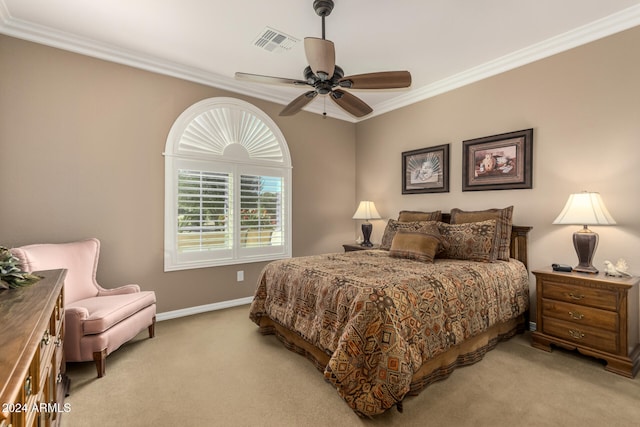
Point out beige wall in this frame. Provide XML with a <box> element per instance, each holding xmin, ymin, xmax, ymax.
<box><xmin>355</xmin><ymin>26</ymin><xmax>640</xmax><ymax>321</ymax></box>
<box><xmin>1</xmin><ymin>26</ymin><xmax>639</xmax><ymax>321</ymax></box>
<box><xmin>0</xmin><ymin>35</ymin><xmax>356</xmax><ymax>313</ymax></box>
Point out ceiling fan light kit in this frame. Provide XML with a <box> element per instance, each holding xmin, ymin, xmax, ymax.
<box><xmin>235</xmin><ymin>0</ymin><xmax>411</xmax><ymax>118</ymax></box>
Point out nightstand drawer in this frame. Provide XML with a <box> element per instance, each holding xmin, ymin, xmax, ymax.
<box><xmin>542</xmin><ymin>281</ymin><xmax>617</xmax><ymax>311</ymax></box>
<box><xmin>541</xmin><ymin>299</ymin><xmax>618</xmax><ymax>332</ymax></box>
<box><xmin>542</xmin><ymin>316</ymin><xmax>618</xmax><ymax>354</ymax></box>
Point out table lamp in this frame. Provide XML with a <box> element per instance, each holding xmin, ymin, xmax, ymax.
<box><xmin>352</xmin><ymin>201</ymin><xmax>381</xmax><ymax>247</ymax></box>
<box><xmin>553</xmin><ymin>191</ymin><xmax>616</xmax><ymax>274</ymax></box>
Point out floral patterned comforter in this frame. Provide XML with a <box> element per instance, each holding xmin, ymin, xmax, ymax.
<box><xmin>249</xmin><ymin>250</ymin><xmax>529</xmax><ymax>416</ymax></box>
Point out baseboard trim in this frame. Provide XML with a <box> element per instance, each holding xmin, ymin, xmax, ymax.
<box><xmin>156</xmin><ymin>296</ymin><xmax>254</xmax><ymax>322</ymax></box>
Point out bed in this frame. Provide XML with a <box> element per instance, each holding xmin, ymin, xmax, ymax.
<box><xmin>249</xmin><ymin>208</ymin><xmax>531</xmax><ymax>417</ymax></box>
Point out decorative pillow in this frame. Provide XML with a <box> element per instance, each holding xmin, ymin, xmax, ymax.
<box><xmin>450</xmin><ymin>206</ymin><xmax>513</xmax><ymax>261</ymax></box>
<box><xmin>437</xmin><ymin>220</ymin><xmax>498</xmax><ymax>262</ymax></box>
<box><xmin>389</xmin><ymin>229</ymin><xmax>441</xmax><ymax>263</ymax></box>
<box><xmin>380</xmin><ymin>219</ymin><xmax>439</xmax><ymax>250</ymax></box>
<box><xmin>397</xmin><ymin>210</ymin><xmax>442</xmax><ymax>222</ymax></box>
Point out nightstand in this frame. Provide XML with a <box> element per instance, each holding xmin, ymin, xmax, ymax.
<box><xmin>343</xmin><ymin>243</ymin><xmax>380</xmax><ymax>252</ymax></box>
<box><xmin>531</xmin><ymin>267</ymin><xmax>640</xmax><ymax>377</ymax></box>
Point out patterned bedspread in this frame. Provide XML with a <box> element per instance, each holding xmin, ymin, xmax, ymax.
<box><xmin>249</xmin><ymin>250</ymin><xmax>529</xmax><ymax>416</ymax></box>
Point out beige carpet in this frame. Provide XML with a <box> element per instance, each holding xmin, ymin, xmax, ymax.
<box><xmin>62</xmin><ymin>305</ymin><xmax>640</xmax><ymax>427</ymax></box>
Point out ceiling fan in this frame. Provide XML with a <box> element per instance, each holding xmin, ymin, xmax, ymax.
<box><xmin>235</xmin><ymin>0</ymin><xmax>411</xmax><ymax>118</ymax></box>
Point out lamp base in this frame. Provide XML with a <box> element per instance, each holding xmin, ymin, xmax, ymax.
<box><xmin>572</xmin><ymin>265</ymin><xmax>599</xmax><ymax>274</ymax></box>
<box><xmin>573</xmin><ymin>227</ymin><xmax>599</xmax><ymax>274</ymax></box>
<box><xmin>360</xmin><ymin>222</ymin><xmax>373</xmax><ymax>247</ymax></box>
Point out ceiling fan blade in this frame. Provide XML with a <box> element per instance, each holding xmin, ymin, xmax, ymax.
<box><xmin>330</xmin><ymin>89</ymin><xmax>373</xmax><ymax>118</ymax></box>
<box><xmin>304</xmin><ymin>37</ymin><xmax>335</xmax><ymax>79</ymax></box>
<box><xmin>338</xmin><ymin>71</ymin><xmax>412</xmax><ymax>89</ymax></box>
<box><xmin>235</xmin><ymin>72</ymin><xmax>309</xmax><ymax>87</ymax></box>
<box><xmin>280</xmin><ymin>91</ymin><xmax>318</xmax><ymax>116</ymax></box>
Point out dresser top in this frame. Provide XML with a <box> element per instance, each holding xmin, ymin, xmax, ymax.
<box><xmin>533</xmin><ymin>266</ymin><xmax>639</xmax><ymax>287</ymax></box>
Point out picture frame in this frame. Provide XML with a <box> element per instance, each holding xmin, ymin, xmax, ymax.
<box><xmin>402</xmin><ymin>144</ymin><xmax>450</xmax><ymax>194</ymax></box>
<box><xmin>462</xmin><ymin>128</ymin><xmax>533</xmax><ymax>191</ymax></box>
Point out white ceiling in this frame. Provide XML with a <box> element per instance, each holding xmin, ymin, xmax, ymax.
<box><xmin>1</xmin><ymin>0</ymin><xmax>640</xmax><ymax>122</ymax></box>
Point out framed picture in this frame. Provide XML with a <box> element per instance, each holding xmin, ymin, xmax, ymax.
<box><xmin>402</xmin><ymin>144</ymin><xmax>449</xmax><ymax>194</ymax></box>
<box><xmin>462</xmin><ymin>128</ymin><xmax>533</xmax><ymax>191</ymax></box>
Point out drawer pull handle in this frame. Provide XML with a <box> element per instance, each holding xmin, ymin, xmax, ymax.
<box><xmin>42</xmin><ymin>330</ymin><xmax>51</xmax><ymax>346</ymax></box>
<box><xmin>568</xmin><ymin>293</ymin><xmax>585</xmax><ymax>300</ymax></box>
<box><xmin>568</xmin><ymin>311</ymin><xmax>584</xmax><ymax>320</ymax></box>
<box><xmin>568</xmin><ymin>329</ymin><xmax>585</xmax><ymax>340</ymax></box>
<box><xmin>24</xmin><ymin>375</ymin><xmax>32</xmax><ymax>396</ymax></box>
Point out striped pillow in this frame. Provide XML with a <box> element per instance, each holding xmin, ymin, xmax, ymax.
<box><xmin>380</xmin><ymin>219</ymin><xmax>440</xmax><ymax>250</ymax></box>
<box><xmin>389</xmin><ymin>229</ymin><xmax>442</xmax><ymax>263</ymax></box>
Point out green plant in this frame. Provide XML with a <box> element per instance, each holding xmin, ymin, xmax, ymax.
<box><xmin>240</xmin><ymin>208</ymin><xmax>276</xmax><ymax>230</ymax></box>
<box><xmin>0</xmin><ymin>246</ymin><xmax>41</xmax><ymax>290</ymax></box>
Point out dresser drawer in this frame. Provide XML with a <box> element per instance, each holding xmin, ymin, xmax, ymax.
<box><xmin>542</xmin><ymin>281</ymin><xmax>617</xmax><ymax>311</ymax></box>
<box><xmin>542</xmin><ymin>316</ymin><xmax>618</xmax><ymax>354</ymax></box>
<box><xmin>541</xmin><ymin>298</ymin><xmax>618</xmax><ymax>332</ymax></box>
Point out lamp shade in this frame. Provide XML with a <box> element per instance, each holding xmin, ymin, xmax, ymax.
<box><xmin>352</xmin><ymin>201</ymin><xmax>381</xmax><ymax>247</ymax></box>
<box><xmin>352</xmin><ymin>201</ymin><xmax>381</xmax><ymax>220</ymax></box>
<box><xmin>553</xmin><ymin>191</ymin><xmax>615</xmax><ymax>274</ymax></box>
<box><xmin>552</xmin><ymin>192</ymin><xmax>616</xmax><ymax>226</ymax></box>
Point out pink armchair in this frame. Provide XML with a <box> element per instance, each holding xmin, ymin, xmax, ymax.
<box><xmin>11</xmin><ymin>238</ymin><xmax>156</xmax><ymax>377</ymax></box>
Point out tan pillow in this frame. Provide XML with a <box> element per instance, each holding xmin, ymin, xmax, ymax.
<box><xmin>380</xmin><ymin>219</ymin><xmax>438</xmax><ymax>250</ymax></box>
<box><xmin>397</xmin><ymin>210</ymin><xmax>442</xmax><ymax>222</ymax></box>
<box><xmin>437</xmin><ymin>220</ymin><xmax>498</xmax><ymax>262</ymax></box>
<box><xmin>450</xmin><ymin>206</ymin><xmax>513</xmax><ymax>261</ymax></box>
<box><xmin>389</xmin><ymin>230</ymin><xmax>441</xmax><ymax>263</ymax></box>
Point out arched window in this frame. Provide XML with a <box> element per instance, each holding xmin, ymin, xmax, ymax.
<box><xmin>164</xmin><ymin>97</ymin><xmax>292</xmax><ymax>271</ymax></box>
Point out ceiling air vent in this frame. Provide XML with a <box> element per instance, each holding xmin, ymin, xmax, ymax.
<box><xmin>253</xmin><ymin>27</ymin><xmax>299</xmax><ymax>53</ymax></box>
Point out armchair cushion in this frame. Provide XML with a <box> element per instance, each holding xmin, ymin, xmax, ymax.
<box><xmin>72</xmin><ymin>291</ymin><xmax>156</xmax><ymax>335</ymax></box>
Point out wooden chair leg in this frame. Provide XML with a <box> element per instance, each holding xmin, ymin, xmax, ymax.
<box><xmin>93</xmin><ymin>348</ymin><xmax>107</xmax><ymax>378</ymax></box>
<box><xmin>148</xmin><ymin>316</ymin><xmax>156</xmax><ymax>338</ymax></box>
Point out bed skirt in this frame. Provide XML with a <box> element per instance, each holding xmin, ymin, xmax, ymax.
<box><xmin>256</xmin><ymin>314</ymin><xmax>526</xmax><ymax>412</ymax></box>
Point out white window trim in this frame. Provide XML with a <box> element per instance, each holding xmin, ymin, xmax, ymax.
<box><xmin>164</xmin><ymin>97</ymin><xmax>292</xmax><ymax>271</ymax></box>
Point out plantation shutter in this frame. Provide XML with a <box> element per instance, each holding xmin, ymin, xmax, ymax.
<box><xmin>165</xmin><ymin>98</ymin><xmax>292</xmax><ymax>271</ymax></box>
<box><xmin>177</xmin><ymin>170</ymin><xmax>231</xmax><ymax>252</ymax></box>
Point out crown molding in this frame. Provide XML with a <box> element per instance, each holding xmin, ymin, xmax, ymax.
<box><xmin>0</xmin><ymin>1</ymin><xmax>9</xmax><ymax>25</ymax></box>
<box><xmin>1</xmin><ymin>2</ymin><xmax>639</xmax><ymax>123</ymax></box>
<box><xmin>368</xmin><ymin>4</ymin><xmax>640</xmax><ymax>121</ymax></box>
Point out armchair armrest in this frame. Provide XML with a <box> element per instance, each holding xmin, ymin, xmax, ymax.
<box><xmin>64</xmin><ymin>306</ymin><xmax>89</xmax><ymax>361</ymax></box>
<box><xmin>97</xmin><ymin>284</ymin><xmax>141</xmax><ymax>296</ymax></box>
<box><xmin>65</xmin><ymin>306</ymin><xmax>89</xmax><ymax>320</ymax></box>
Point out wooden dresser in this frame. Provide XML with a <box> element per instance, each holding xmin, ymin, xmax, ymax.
<box><xmin>0</xmin><ymin>269</ymin><xmax>69</xmax><ymax>427</ymax></box>
<box><xmin>531</xmin><ymin>267</ymin><xmax>640</xmax><ymax>377</ymax></box>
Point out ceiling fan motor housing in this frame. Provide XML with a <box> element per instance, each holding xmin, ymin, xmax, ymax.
<box><xmin>303</xmin><ymin>65</ymin><xmax>344</xmax><ymax>94</ymax></box>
